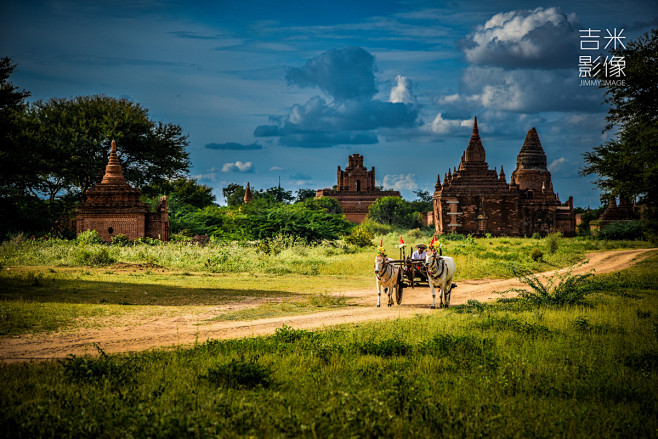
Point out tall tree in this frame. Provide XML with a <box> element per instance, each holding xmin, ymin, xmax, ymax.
<box><xmin>143</xmin><ymin>178</ymin><xmax>216</xmax><ymax>210</ymax></box>
<box><xmin>29</xmin><ymin>95</ymin><xmax>190</xmax><ymax>197</ymax></box>
<box><xmin>223</xmin><ymin>183</ymin><xmax>247</xmax><ymax>207</ymax></box>
<box><xmin>581</xmin><ymin>30</ymin><xmax>658</xmax><ymax>213</ymax></box>
<box><xmin>295</xmin><ymin>188</ymin><xmax>317</xmax><ymax>203</ymax></box>
<box><xmin>0</xmin><ymin>58</ymin><xmax>52</xmax><ymax>237</ymax></box>
<box><xmin>0</xmin><ymin>57</ymin><xmax>32</xmax><ymax>192</ymax></box>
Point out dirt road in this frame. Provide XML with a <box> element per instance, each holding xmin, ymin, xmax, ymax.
<box><xmin>1</xmin><ymin>248</ymin><xmax>654</xmax><ymax>362</ymax></box>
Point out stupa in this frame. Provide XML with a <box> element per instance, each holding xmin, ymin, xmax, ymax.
<box><xmin>76</xmin><ymin>140</ymin><xmax>169</xmax><ymax>241</ymax></box>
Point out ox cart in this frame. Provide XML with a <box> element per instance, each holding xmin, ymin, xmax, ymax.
<box><xmin>387</xmin><ymin>244</ymin><xmax>429</xmax><ymax>290</ymax></box>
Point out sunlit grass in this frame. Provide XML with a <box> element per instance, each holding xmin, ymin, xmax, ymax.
<box><xmin>0</xmin><ymin>234</ymin><xmax>652</xmax><ymax>335</ymax></box>
<box><xmin>1</xmin><ymin>253</ymin><xmax>656</xmax><ymax>437</ymax></box>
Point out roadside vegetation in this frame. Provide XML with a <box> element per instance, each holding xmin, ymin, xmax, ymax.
<box><xmin>1</xmin><ymin>253</ymin><xmax>656</xmax><ymax>437</ymax></box>
<box><xmin>0</xmin><ymin>230</ymin><xmax>652</xmax><ymax>336</ymax></box>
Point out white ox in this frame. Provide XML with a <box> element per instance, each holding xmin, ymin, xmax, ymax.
<box><xmin>374</xmin><ymin>254</ymin><xmax>403</xmax><ymax>307</ymax></box>
<box><xmin>424</xmin><ymin>249</ymin><xmax>457</xmax><ymax>309</ymax></box>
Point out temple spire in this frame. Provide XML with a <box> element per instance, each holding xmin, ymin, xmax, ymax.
<box><xmin>100</xmin><ymin>140</ymin><xmax>128</xmax><ymax>186</ymax></box>
<box><xmin>244</xmin><ymin>182</ymin><xmax>253</xmax><ymax>204</ymax></box>
<box><xmin>464</xmin><ymin>116</ymin><xmax>486</xmax><ymax>163</ymax></box>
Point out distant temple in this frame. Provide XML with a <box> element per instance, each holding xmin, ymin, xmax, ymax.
<box><xmin>316</xmin><ymin>154</ymin><xmax>400</xmax><ymax>223</ymax></box>
<box><xmin>589</xmin><ymin>197</ymin><xmax>640</xmax><ymax>233</ymax></box>
<box><xmin>433</xmin><ymin>118</ymin><xmax>575</xmax><ymax>236</ymax></box>
<box><xmin>76</xmin><ymin>140</ymin><xmax>169</xmax><ymax>241</ymax></box>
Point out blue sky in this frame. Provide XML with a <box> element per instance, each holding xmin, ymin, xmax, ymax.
<box><xmin>2</xmin><ymin>0</ymin><xmax>656</xmax><ymax>207</ymax></box>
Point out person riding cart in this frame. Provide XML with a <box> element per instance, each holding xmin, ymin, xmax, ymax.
<box><xmin>406</xmin><ymin>243</ymin><xmax>428</xmax><ymax>283</ymax></box>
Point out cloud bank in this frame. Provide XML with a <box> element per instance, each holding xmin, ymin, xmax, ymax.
<box><xmin>256</xmin><ymin>47</ymin><xmax>419</xmax><ymax>147</ymax></box>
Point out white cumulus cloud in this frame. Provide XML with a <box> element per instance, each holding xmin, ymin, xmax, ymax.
<box><xmin>430</xmin><ymin>113</ymin><xmax>473</xmax><ymax>135</ymax></box>
<box><xmin>382</xmin><ymin>174</ymin><xmax>418</xmax><ymax>191</ymax></box>
<box><xmin>549</xmin><ymin>157</ymin><xmax>568</xmax><ymax>173</ymax></box>
<box><xmin>221</xmin><ymin>161</ymin><xmax>254</xmax><ymax>173</ymax></box>
<box><xmin>462</xmin><ymin>7</ymin><xmax>578</xmax><ymax>68</ymax></box>
<box><xmin>389</xmin><ymin>75</ymin><xmax>416</xmax><ymax>104</ymax></box>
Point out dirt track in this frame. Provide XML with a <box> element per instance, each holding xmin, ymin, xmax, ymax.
<box><xmin>1</xmin><ymin>248</ymin><xmax>654</xmax><ymax>362</ymax></box>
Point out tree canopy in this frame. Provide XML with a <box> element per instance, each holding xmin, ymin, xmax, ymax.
<box><xmin>581</xmin><ymin>29</ymin><xmax>658</xmax><ymax>205</ymax></box>
<box><xmin>28</xmin><ymin>95</ymin><xmax>190</xmax><ymax>196</ymax></box>
<box><xmin>143</xmin><ymin>178</ymin><xmax>216</xmax><ymax>210</ymax></box>
<box><xmin>581</xmin><ymin>30</ymin><xmax>658</xmax><ymax>239</ymax></box>
<box><xmin>367</xmin><ymin>196</ymin><xmax>422</xmax><ymax>228</ymax></box>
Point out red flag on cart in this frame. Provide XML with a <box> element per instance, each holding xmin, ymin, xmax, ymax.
<box><xmin>400</xmin><ymin>236</ymin><xmax>405</xmax><ymax>245</ymax></box>
<box><xmin>430</xmin><ymin>236</ymin><xmax>437</xmax><ymax>248</ymax></box>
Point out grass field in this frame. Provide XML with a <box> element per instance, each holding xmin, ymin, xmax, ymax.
<box><xmin>0</xmin><ymin>233</ymin><xmax>651</xmax><ymax>336</ymax></box>
<box><xmin>1</xmin><ymin>250</ymin><xmax>656</xmax><ymax>437</ymax></box>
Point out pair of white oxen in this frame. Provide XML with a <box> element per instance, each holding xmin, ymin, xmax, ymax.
<box><xmin>374</xmin><ymin>249</ymin><xmax>456</xmax><ymax>309</ymax></box>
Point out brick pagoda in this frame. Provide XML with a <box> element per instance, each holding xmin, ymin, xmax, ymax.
<box><xmin>316</xmin><ymin>154</ymin><xmax>400</xmax><ymax>223</ymax></box>
<box><xmin>76</xmin><ymin>140</ymin><xmax>169</xmax><ymax>241</ymax></box>
<box><xmin>433</xmin><ymin>118</ymin><xmax>575</xmax><ymax>236</ymax></box>
<box><xmin>589</xmin><ymin>197</ymin><xmax>640</xmax><ymax>233</ymax></box>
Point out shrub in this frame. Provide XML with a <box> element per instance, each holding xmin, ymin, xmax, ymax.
<box><xmin>358</xmin><ymin>218</ymin><xmax>392</xmax><ymax>236</ymax></box>
<box><xmin>507</xmin><ymin>262</ymin><xmax>594</xmax><ymax>306</ymax></box>
<box><xmin>598</xmin><ymin>220</ymin><xmax>644</xmax><ymax>240</ymax></box>
<box><xmin>60</xmin><ymin>346</ymin><xmax>139</xmax><ymax>384</ymax></box>
<box><xmin>76</xmin><ymin>230</ymin><xmax>104</xmax><ymax>245</ymax></box>
<box><xmin>545</xmin><ymin>232</ymin><xmax>561</xmax><ymax>254</ymax></box>
<box><xmin>344</xmin><ymin>227</ymin><xmax>375</xmax><ymax>247</ymax></box>
<box><xmin>73</xmin><ymin>247</ymin><xmax>116</xmax><ymax>266</ymax></box>
<box><xmin>272</xmin><ymin>324</ymin><xmax>317</xmax><ymax>343</ymax></box>
<box><xmin>530</xmin><ymin>248</ymin><xmax>544</xmax><ymax>261</ymax></box>
<box><xmin>134</xmin><ymin>236</ymin><xmax>161</xmax><ymax>245</ymax></box>
<box><xmin>111</xmin><ymin>234</ymin><xmax>131</xmax><ymax>246</ymax></box>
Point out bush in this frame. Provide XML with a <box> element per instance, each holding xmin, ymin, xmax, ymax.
<box><xmin>60</xmin><ymin>346</ymin><xmax>140</xmax><ymax>384</ymax></box>
<box><xmin>358</xmin><ymin>218</ymin><xmax>393</xmax><ymax>236</ymax></box>
<box><xmin>344</xmin><ymin>227</ymin><xmax>375</xmax><ymax>247</ymax></box>
<box><xmin>111</xmin><ymin>234</ymin><xmax>131</xmax><ymax>246</ymax></box>
<box><xmin>530</xmin><ymin>248</ymin><xmax>543</xmax><ymax>261</ymax></box>
<box><xmin>598</xmin><ymin>220</ymin><xmax>644</xmax><ymax>240</ymax></box>
<box><xmin>545</xmin><ymin>232</ymin><xmax>561</xmax><ymax>254</ymax></box>
<box><xmin>76</xmin><ymin>230</ymin><xmax>104</xmax><ymax>245</ymax></box>
<box><xmin>507</xmin><ymin>262</ymin><xmax>594</xmax><ymax>306</ymax></box>
<box><xmin>73</xmin><ymin>247</ymin><xmax>116</xmax><ymax>266</ymax></box>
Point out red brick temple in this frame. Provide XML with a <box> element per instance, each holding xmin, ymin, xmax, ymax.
<box><xmin>433</xmin><ymin>118</ymin><xmax>575</xmax><ymax>236</ymax></box>
<box><xmin>76</xmin><ymin>140</ymin><xmax>169</xmax><ymax>241</ymax></box>
<box><xmin>589</xmin><ymin>197</ymin><xmax>640</xmax><ymax>233</ymax></box>
<box><xmin>316</xmin><ymin>154</ymin><xmax>400</xmax><ymax>223</ymax></box>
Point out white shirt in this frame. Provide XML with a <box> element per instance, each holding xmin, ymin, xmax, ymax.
<box><xmin>412</xmin><ymin>250</ymin><xmax>426</xmax><ymax>260</ymax></box>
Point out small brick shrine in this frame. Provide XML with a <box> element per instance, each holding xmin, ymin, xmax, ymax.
<box><xmin>76</xmin><ymin>140</ymin><xmax>169</xmax><ymax>241</ymax></box>
<box><xmin>433</xmin><ymin>118</ymin><xmax>575</xmax><ymax>236</ymax></box>
<box><xmin>316</xmin><ymin>154</ymin><xmax>400</xmax><ymax>223</ymax></box>
<box><xmin>589</xmin><ymin>197</ymin><xmax>640</xmax><ymax>233</ymax></box>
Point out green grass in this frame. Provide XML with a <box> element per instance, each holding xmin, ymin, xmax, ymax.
<box><xmin>1</xmin><ymin>253</ymin><xmax>657</xmax><ymax>437</ymax></box>
<box><xmin>0</xmin><ymin>233</ymin><xmax>652</xmax><ymax>335</ymax></box>
<box><xmin>1</xmin><ymin>233</ymin><xmax>650</xmax><ymax>279</ymax></box>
